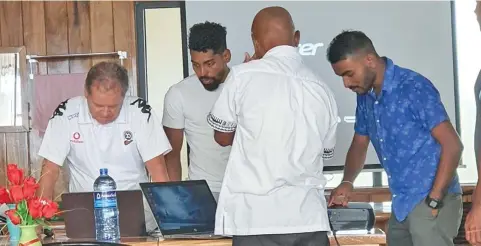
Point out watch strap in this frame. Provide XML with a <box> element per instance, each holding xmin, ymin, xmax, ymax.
<box><xmin>426</xmin><ymin>196</ymin><xmax>443</xmax><ymax>209</ymax></box>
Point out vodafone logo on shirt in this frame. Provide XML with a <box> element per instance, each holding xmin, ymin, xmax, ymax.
<box><xmin>70</xmin><ymin>132</ymin><xmax>83</xmax><ymax>143</ymax></box>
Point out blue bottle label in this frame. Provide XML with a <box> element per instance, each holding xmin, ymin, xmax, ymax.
<box><xmin>93</xmin><ymin>191</ymin><xmax>118</xmax><ymax>209</ymax></box>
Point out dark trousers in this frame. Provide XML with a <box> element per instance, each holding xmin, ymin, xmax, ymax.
<box><xmin>232</xmin><ymin>231</ymin><xmax>330</xmax><ymax>246</ymax></box>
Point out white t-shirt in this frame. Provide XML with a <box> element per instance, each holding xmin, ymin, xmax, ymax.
<box><xmin>208</xmin><ymin>45</ymin><xmax>339</xmax><ymax>236</ymax></box>
<box><xmin>162</xmin><ymin>75</ymin><xmax>231</xmax><ymax>193</ymax></box>
<box><xmin>38</xmin><ymin>95</ymin><xmax>172</xmax><ymax>231</ymax></box>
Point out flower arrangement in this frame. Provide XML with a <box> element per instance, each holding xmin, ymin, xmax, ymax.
<box><xmin>0</xmin><ymin>164</ymin><xmax>59</xmax><ymax>227</ymax></box>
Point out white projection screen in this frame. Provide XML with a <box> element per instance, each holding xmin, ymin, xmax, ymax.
<box><xmin>184</xmin><ymin>1</ymin><xmax>458</xmax><ymax>172</ymax></box>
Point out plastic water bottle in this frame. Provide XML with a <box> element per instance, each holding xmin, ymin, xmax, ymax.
<box><xmin>93</xmin><ymin>168</ymin><xmax>120</xmax><ymax>241</ymax></box>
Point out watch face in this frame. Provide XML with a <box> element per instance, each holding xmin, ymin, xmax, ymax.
<box><xmin>429</xmin><ymin>200</ymin><xmax>437</xmax><ymax>208</ymax></box>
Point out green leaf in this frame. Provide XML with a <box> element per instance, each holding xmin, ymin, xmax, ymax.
<box><xmin>16</xmin><ymin>200</ymin><xmax>29</xmax><ymax>225</ymax></box>
<box><xmin>26</xmin><ymin>214</ymin><xmax>34</xmax><ymax>225</ymax></box>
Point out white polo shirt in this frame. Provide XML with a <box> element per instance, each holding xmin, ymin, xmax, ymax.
<box><xmin>38</xmin><ymin>95</ymin><xmax>172</xmax><ymax>231</ymax></box>
<box><xmin>207</xmin><ymin>45</ymin><xmax>339</xmax><ymax>236</ymax></box>
<box><xmin>162</xmin><ymin>75</ymin><xmax>230</xmax><ymax>193</ymax></box>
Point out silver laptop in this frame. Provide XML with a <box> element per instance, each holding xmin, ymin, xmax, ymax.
<box><xmin>140</xmin><ymin>180</ymin><xmax>223</xmax><ymax>239</ymax></box>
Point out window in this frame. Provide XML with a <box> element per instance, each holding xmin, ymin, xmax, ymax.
<box><xmin>453</xmin><ymin>0</ymin><xmax>481</xmax><ymax>184</ymax></box>
<box><xmin>0</xmin><ymin>53</ymin><xmax>23</xmax><ymax>127</ymax></box>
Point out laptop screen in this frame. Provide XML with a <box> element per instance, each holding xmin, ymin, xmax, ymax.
<box><xmin>140</xmin><ymin>180</ymin><xmax>216</xmax><ymax>234</ymax></box>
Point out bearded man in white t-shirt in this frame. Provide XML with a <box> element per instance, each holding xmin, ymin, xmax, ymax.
<box><xmin>162</xmin><ymin>21</ymin><xmax>232</xmax><ymax>200</ymax></box>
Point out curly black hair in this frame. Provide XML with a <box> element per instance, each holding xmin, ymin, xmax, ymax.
<box><xmin>326</xmin><ymin>30</ymin><xmax>377</xmax><ymax>64</ymax></box>
<box><xmin>188</xmin><ymin>21</ymin><xmax>227</xmax><ymax>54</ymax></box>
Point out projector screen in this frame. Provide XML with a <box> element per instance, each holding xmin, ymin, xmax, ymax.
<box><xmin>184</xmin><ymin>1</ymin><xmax>457</xmax><ymax>172</ymax></box>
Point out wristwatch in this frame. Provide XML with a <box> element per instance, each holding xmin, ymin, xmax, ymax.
<box><xmin>425</xmin><ymin>196</ymin><xmax>443</xmax><ymax>209</ymax></box>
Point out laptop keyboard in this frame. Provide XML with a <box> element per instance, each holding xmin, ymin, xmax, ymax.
<box><xmin>169</xmin><ymin>233</ymin><xmax>216</xmax><ymax>238</ymax></box>
<box><xmin>149</xmin><ymin>229</ymin><xmax>222</xmax><ymax>239</ymax></box>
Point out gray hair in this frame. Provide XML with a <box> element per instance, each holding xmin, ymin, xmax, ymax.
<box><xmin>85</xmin><ymin>61</ymin><xmax>129</xmax><ymax>96</ymax></box>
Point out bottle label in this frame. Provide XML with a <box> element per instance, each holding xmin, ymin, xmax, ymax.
<box><xmin>93</xmin><ymin>191</ymin><xmax>118</xmax><ymax>209</ymax></box>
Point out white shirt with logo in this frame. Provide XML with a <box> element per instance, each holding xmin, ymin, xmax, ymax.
<box><xmin>38</xmin><ymin>95</ymin><xmax>172</xmax><ymax>231</ymax></box>
<box><xmin>162</xmin><ymin>75</ymin><xmax>231</xmax><ymax>193</ymax></box>
<box><xmin>208</xmin><ymin>45</ymin><xmax>339</xmax><ymax>236</ymax></box>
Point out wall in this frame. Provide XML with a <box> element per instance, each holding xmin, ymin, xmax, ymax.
<box><xmin>0</xmin><ymin>1</ymin><xmax>137</xmax><ymax>198</ymax></box>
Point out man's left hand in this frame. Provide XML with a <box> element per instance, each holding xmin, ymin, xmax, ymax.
<box><xmin>429</xmin><ymin>190</ymin><xmax>443</xmax><ymax>201</ymax></box>
<box><xmin>427</xmin><ymin>192</ymin><xmax>442</xmax><ymax>218</ymax></box>
<box><xmin>466</xmin><ymin>205</ymin><xmax>481</xmax><ymax>245</ymax></box>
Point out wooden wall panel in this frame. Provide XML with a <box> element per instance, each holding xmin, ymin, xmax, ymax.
<box><xmin>0</xmin><ymin>1</ymin><xmax>137</xmax><ymax>84</ymax></box>
<box><xmin>22</xmin><ymin>1</ymin><xmax>47</xmax><ymax>75</ymax></box>
<box><xmin>0</xmin><ymin>2</ymin><xmax>24</xmax><ymax>47</ymax></box>
<box><xmin>68</xmin><ymin>1</ymin><xmax>92</xmax><ymax>74</ymax></box>
<box><xmin>90</xmin><ymin>1</ymin><xmax>114</xmax><ymax>65</ymax></box>
<box><xmin>45</xmin><ymin>2</ymin><xmax>69</xmax><ymax>74</ymax></box>
<box><xmin>0</xmin><ymin>1</ymin><xmax>138</xmax><ymax>200</ymax></box>
<box><xmin>113</xmin><ymin>1</ymin><xmax>137</xmax><ymax>93</ymax></box>
<box><xmin>5</xmin><ymin>133</ymin><xmax>29</xmax><ymax>171</ymax></box>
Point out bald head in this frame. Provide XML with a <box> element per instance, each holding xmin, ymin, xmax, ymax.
<box><xmin>251</xmin><ymin>6</ymin><xmax>300</xmax><ymax>58</ymax></box>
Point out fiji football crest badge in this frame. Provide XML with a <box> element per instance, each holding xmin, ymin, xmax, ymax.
<box><xmin>123</xmin><ymin>130</ymin><xmax>133</xmax><ymax>145</ymax></box>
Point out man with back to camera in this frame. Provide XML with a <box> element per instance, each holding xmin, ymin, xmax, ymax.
<box><xmin>326</xmin><ymin>30</ymin><xmax>463</xmax><ymax>246</ymax></box>
<box><xmin>37</xmin><ymin>61</ymin><xmax>172</xmax><ymax>232</ymax></box>
<box><xmin>465</xmin><ymin>1</ymin><xmax>481</xmax><ymax>245</ymax></box>
<box><xmin>162</xmin><ymin>21</ymin><xmax>231</xmax><ymax>201</ymax></box>
<box><xmin>207</xmin><ymin>6</ymin><xmax>339</xmax><ymax>246</ymax></box>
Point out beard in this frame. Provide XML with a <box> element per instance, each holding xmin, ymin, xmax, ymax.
<box><xmin>199</xmin><ymin>69</ymin><xmax>228</xmax><ymax>91</ymax></box>
<box><xmin>199</xmin><ymin>76</ymin><xmax>222</xmax><ymax>91</ymax></box>
<box><xmin>350</xmin><ymin>68</ymin><xmax>376</xmax><ymax>95</ymax></box>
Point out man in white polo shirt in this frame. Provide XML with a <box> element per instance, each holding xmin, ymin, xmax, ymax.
<box><xmin>207</xmin><ymin>6</ymin><xmax>338</xmax><ymax>246</ymax></box>
<box><xmin>37</xmin><ymin>62</ymin><xmax>172</xmax><ymax>231</ymax></box>
<box><xmin>162</xmin><ymin>21</ymin><xmax>231</xmax><ymax>200</ymax></box>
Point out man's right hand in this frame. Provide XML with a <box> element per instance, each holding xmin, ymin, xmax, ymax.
<box><xmin>36</xmin><ymin>159</ymin><xmax>60</xmax><ymax>200</ymax></box>
<box><xmin>328</xmin><ymin>181</ymin><xmax>354</xmax><ymax>207</ymax></box>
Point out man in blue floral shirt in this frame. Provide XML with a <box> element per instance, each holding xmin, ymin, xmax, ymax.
<box><xmin>326</xmin><ymin>30</ymin><xmax>463</xmax><ymax>246</ymax></box>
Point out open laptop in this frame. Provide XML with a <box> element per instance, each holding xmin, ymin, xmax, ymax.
<box><xmin>140</xmin><ymin>180</ymin><xmax>223</xmax><ymax>239</ymax></box>
<box><xmin>61</xmin><ymin>190</ymin><xmax>147</xmax><ymax>239</ymax></box>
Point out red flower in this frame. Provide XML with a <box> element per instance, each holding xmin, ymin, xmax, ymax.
<box><xmin>7</xmin><ymin>164</ymin><xmax>24</xmax><ymax>186</ymax></box>
<box><xmin>0</xmin><ymin>187</ymin><xmax>11</xmax><ymax>204</ymax></box>
<box><xmin>0</xmin><ymin>164</ymin><xmax>60</xmax><ymax>225</ymax></box>
<box><xmin>9</xmin><ymin>185</ymin><xmax>23</xmax><ymax>203</ymax></box>
<box><xmin>22</xmin><ymin>177</ymin><xmax>38</xmax><ymax>199</ymax></box>
<box><xmin>5</xmin><ymin>209</ymin><xmax>20</xmax><ymax>225</ymax></box>
<box><xmin>28</xmin><ymin>198</ymin><xmax>43</xmax><ymax>219</ymax></box>
<box><xmin>40</xmin><ymin>199</ymin><xmax>58</xmax><ymax>219</ymax></box>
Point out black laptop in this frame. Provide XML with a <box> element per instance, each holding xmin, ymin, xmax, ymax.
<box><xmin>61</xmin><ymin>190</ymin><xmax>147</xmax><ymax>238</ymax></box>
<box><xmin>139</xmin><ymin>180</ymin><xmax>223</xmax><ymax>239</ymax></box>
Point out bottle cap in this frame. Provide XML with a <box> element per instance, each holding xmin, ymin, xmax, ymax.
<box><xmin>100</xmin><ymin>168</ymin><xmax>108</xmax><ymax>175</ymax></box>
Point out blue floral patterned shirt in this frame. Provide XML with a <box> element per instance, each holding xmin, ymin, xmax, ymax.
<box><xmin>355</xmin><ymin>57</ymin><xmax>462</xmax><ymax>222</ymax></box>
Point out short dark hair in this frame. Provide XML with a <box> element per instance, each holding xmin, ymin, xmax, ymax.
<box><xmin>326</xmin><ymin>30</ymin><xmax>377</xmax><ymax>64</ymax></box>
<box><xmin>188</xmin><ymin>21</ymin><xmax>227</xmax><ymax>54</ymax></box>
<box><xmin>85</xmin><ymin>61</ymin><xmax>129</xmax><ymax>96</ymax></box>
